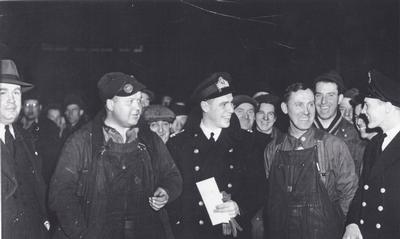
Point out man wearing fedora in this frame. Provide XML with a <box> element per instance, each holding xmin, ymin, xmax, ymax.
<box><xmin>343</xmin><ymin>71</ymin><xmax>400</xmax><ymax>239</ymax></box>
<box><xmin>49</xmin><ymin>72</ymin><xmax>182</xmax><ymax>239</ymax></box>
<box><xmin>167</xmin><ymin>72</ymin><xmax>255</xmax><ymax>239</ymax></box>
<box><xmin>1</xmin><ymin>59</ymin><xmax>50</xmax><ymax>238</ymax></box>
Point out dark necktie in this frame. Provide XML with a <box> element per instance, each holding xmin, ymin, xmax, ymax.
<box><xmin>210</xmin><ymin>132</ymin><xmax>216</xmax><ymax>143</ymax></box>
<box><xmin>377</xmin><ymin>133</ymin><xmax>387</xmax><ymax>155</ymax></box>
<box><xmin>5</xmin><ymin>125</ymin><xmax>15</xmax><ymax>156</ymax></box>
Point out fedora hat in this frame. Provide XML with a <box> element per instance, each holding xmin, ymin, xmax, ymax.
<box><xmin>1</xmin><ymin>59</ymin><xmax>33</xmax><ymax>92</ymax></box>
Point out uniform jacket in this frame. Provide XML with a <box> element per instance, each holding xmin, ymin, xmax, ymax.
<box><xmin>166</xmin><ymin>113</ymin><xmax>255</xmax><ymax>238</ymax></box>
<box><xmin>346</xmin><ymin>132</ymin><xmax>400</xmax><ymax>238</ymax></box>
<box><xmin>264</xmin><ymin>127</ymin><xmax>358</xmax><ymax>215</ymax></box>
<box><xmin>1</xmin><ymin>124</ymin><xmax>49</xmax><ymax>238</ymax></box>
<box><xmin>314</xmin><ymin>114</ymin><xmax>365</xmax><ymax>177</ymax></box>
<box><xmin>49</xmin><ymin>111</ymin><xmax>182</xmax><ymax>239</ymax></box>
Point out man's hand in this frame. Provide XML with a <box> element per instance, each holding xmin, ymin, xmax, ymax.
<box><xmin>214</xmin><ymin>200</ymin><xmax>240</xmax><ymax>218</ymax></box>
<box><xmin>342</xmin><ymin>223</ymin><xmax>363</xmax><ymax>239</ymax></box>
<box><xmin>149</xmin><ymin>187</ymin><xmax>169</xmax><ymax>211</ymax></box>
<box><xmin>221</xmin><ymin>218</ymin><xmax>243</xmax><ymax>237</ymax></box>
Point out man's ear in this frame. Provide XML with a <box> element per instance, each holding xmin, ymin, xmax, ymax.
<box><xmin>338</xmin><ymin>94</ymin><xmax>344</xmax><ymax>105</ymax></box>
<box><xmin>105</xmin><ymin>99</ymin><xmax>114</xmax><ymax>112</ymax></box>
<box><xmin>200</xmin><ymin>101</ymin><xmax>209</xmax><ymax>113</ymax></box>
<box><xmin>281</xmin><ymin>102</ymin><xmax>288</xmax><ymax>115</ymax></box>
<box><xmin>79</xmin><ymin>109</ymin><xmax>84</xmax><ymax>116</ymax></box>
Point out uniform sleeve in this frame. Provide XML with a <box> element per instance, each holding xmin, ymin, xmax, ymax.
<box><xmin>330</xmin><ymin>139</ymin><xmax>359</xmax><ymax>216</ymax></box>
<box><xmin>49</xmin><ymin>133</ymin><xmax>89</xmax><ymax>238</ymax></box>
<box><xmin>154</xmin><ymin>136</ymin><xmax>182</xmax><ymax>202</ymax></box>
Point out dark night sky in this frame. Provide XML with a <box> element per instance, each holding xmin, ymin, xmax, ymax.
<box><xmin>0</xmin><ymin>0</ymin><xmax>398</xmax><ymax>115</ymax></box>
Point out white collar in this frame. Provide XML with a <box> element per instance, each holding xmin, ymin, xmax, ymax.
<box><xmin>0</xmin><ymin>123</ymin><xmax>15</xmax><ymax>144</ymax></box>
<box><xmin>200</xmin><ymin>120</ymin><xmax>222</xmax><ymax>141</ymax></box>
<box><xmin>382</xmin><ymin>123</ymin><xmax>400</xmax><ymax>151</ymax></box>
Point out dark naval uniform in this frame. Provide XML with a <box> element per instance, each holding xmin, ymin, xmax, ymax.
<box><xmin>166</xmin><ymin>72</ymin><xmax>255</xmax><ymax>239</ymax></box>
<box><xmin>167</xmin><ymin>120</ymin><xmax>253</xmax><ymax>239</ymax></box>
<box><xmin>346</xmin><ymin>70</ymin><xmax>400</xmax><ymax>239</ymax></box>
<box><xmin>346</xmin><ymin>131</ymin><xmax>400</xmax><ymax>238</ymax></box>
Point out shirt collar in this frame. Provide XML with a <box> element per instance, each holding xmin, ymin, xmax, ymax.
<box><xmin>286</xmin><ymin>127</ymin><xmax>316</xmax><ymax>150</ymax></box>
<box><xmin>382</xmin><ymin>123</ymin><xmax>400</xmax><ymax>151</ymax></box>
<box><xmin>200</xmin><ymin>120</ymin><xmax>222</xmax><ymax>141</ymax></box>
<box><xmin>0</xmin><ymin>123</ymin><xmax>15</xmax><ymax>144</ymax></box>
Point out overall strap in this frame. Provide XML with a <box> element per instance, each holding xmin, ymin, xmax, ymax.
<box><xmin>314</xmin><ymin>130</ymin><xmax>328</xmax><ymax>186</ymax></box>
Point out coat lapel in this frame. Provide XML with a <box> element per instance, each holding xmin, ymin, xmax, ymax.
<box><xmin>368</xmin><ymin>132</ymin><xmax>400</xmax><ymax>181</ymax></box>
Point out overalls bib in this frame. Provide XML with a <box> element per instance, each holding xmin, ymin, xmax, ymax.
<box><xmin>266</xmin><ymin>144</ymin><xmax>343</xmax><ymax>239</ymax></box>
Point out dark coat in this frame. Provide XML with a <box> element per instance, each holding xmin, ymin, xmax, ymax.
<box><xmin>166</xmin><ymin>112</ymin><xmax>255</xmax><ymax>239</ymax></box>
<box><xmin>346</xmin><ymin>132</ymin><xmax>400</xmax><ymax>239</ymax></box>
<box><xmin>49</xmin><ymin>111</ymin><xmax>182</xmax><ymax>239</ymax></box>
<box><xmin>1</xmin><ymin>124</ymin><xmax>49</xmax><ymax>239</ymax></box>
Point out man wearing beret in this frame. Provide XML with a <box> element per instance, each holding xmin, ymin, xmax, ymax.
<box><xmin>1</xmin><ymin>59</ymin><xmax>50</xmax><ymax>238</ymax></box>
<box><xmin>49</xmin><ymin>72</ymin><xmax>182</xmax><ymax>239</ymax></box>
<box><xmin>143</xmin><ymin>104</ymin><xmax>176</xmax><ymax>143</ymax></box>
<box><xmin>232</xmin><ymin>95</ymin><xmax>257</xmax><ymax>132</ymax></box>
<box><xmin>313</xmin><ymin>70</ymin><xmax>365</xmax><ymax>177</ymax></box>
<box><xmin>167</xmin><ymin>72</ymin><xmax>255</xmax><ymax>239</ymax></box>
<box><xmin>343</xmin><ymin>70</ymin><xmax>400</xmax><ymax>239</ymax></box>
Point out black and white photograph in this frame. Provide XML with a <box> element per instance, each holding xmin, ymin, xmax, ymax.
<box><xmin>1</xmin><ymin>0</ymin><xmax>399</xmax><ymax>238</ymax></box>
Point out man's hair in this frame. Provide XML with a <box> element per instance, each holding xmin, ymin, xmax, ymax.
<box><xmin>283</xmin><ymin>82</ymin><xmax>311</xmax><ymax>103</ymax></box>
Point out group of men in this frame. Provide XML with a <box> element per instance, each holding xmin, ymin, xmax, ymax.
<box><xmin>1</xmin><ymin>58</ymin><xmax>400</xmax><ymax>239</ymax></box>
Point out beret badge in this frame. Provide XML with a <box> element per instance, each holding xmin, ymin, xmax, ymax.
<box><xmin>216</xmin><ymin>77</ymin><xmax>229</xmax><ymax>92</ymax></box>
<box><xmin>123</xmin><ymin>83</ymin><xmax>134</xmax><ymax>94</ymax></box>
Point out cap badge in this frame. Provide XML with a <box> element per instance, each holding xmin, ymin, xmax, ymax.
<box><xmin>216</xmin><ymin>77</ymin><xmax>229</xmax><ymax>92</ymax></box>
<box><xmin>123</xmin><ymin>83</ymin><xmax>134</xmax><ymax>94</ymax></box>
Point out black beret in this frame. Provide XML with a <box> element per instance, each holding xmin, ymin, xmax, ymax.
<box><xmin>367</xmin><ymin>70</ymin><xmax>400</xmax><ymax>107</ymax></box>
<box><xmin>97</xmin><ymin>72</ymin><xmax>146</xmax><ymax>101</ymax></box>
<box><xmin>232</xmin><ymin>95</ymin><xmax>257</xmax><ymax>109</ymax></box>
<box><xmin>313</xmin><ymin>70</ymin><xmax>346</xmax><ymax>93</ymax></box>
<box><xmin>143</xmin><ymin>105</ymin><xmax>176</xmax><ymax>123</ymax></box>
<box><xmin>191</xmin><ymin>72</ymin><xmax>234</xmax><ymax>103</ymax></box>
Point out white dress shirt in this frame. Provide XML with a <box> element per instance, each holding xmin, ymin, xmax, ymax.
<box><xmin>200</xmin><ymin>121</ymin><xmax>222</xmax><ymax>141</ymax></box>
<box><xmin>382</xmin><ymin>123</ymin><xmax>400</xmax><ymax>151</ymax></box>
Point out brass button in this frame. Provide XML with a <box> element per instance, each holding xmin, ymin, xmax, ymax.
<box><xmin>360</xmin><ymin>219</ymin><xmax>364</xmax><ymax>225</ymax></box>
<box><xmin>227</xmin><ymin>183</ymin><xmax>232</xmax><ymax>188</ymax></box>
<box><xmin>194</xmin><ymin>149</ymin><xmax>199</xmax><ymax>154</ymax></box>
<box><xmin>194</xmin><ymin>166</ymin><xmax>200</xmax><ymax>171</ymax></box>
<box><xmin>364</xmin><ymin>185</ymin><xmax>369</xmax><ymax>190</ymax></box>
<box><xmin>198</xmin><ymin>201</ymin><xmax>204</xmax><ymax>206</ymax></box>
<box><xmin>376</xmin><ymin>223</ymin><xmax>381</xmax><ymax>229</ymax></box>
<box><xmin>362</xmin><ymin>202</ymin><xmax>367</xmax><ymax>207</ymax></box>
<box><xmin>380</xmin><ymin>188</ymin><xmax>386</xmax><ymax>193</ymax></box>
<box><xmin>229</xmin><ymin>165</ymin><xmax>234</xmax><ymax>169</ymax></box>
<box><xmin>377</xmin><ymin>206</ymin><xmax>383</xmax><ymax>211</ymax></box>
<box><xmin>199</xmin><ymin>220</ymin><xmax>204</xmax><ymax>225</ymax></box>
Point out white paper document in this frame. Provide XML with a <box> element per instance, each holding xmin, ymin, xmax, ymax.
<box><xmin>196</xmin><ymin>177</ymin><xmax>230</xmax><ymax>225</ymax></box>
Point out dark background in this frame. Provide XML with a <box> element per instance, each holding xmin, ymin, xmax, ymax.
<box><xmin>0</xmin><ymin>0</ymin><xmax>398</xmax><ymax>116</ymax></box>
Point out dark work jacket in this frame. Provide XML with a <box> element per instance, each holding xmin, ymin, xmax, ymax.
<box><xmin>346</xmin><ymin>132</ymin><xmax>400</xmax><ymax>239</ymax></box>
<box><xmin>49</xmin><ymin>111</ymin><xmax>182</xmax><ymax>239</ymax></box>
<box><xmin>1</xmin><ymin>124</ymin><xmax>49</xmax><ymax>239</ymax></box>
<box><xmin>314</xmin><ymin>113</ymin><xmax>365</xmax><ymax>177</ymax></box>
<box><xmin>166</xmin><ymin>112</ymin><xmax>255</xmax><ymax>239</ymax></box>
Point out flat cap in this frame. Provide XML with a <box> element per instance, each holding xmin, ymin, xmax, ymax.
<box><xmin>170</xmin><ymin>102</ymin><xmax>188</xmax><ymax>116</ymax></box>
<box><xmin>313</xmin><ymin>70</ymin><xmax>345</xmax><ymax>93</ymax></box>
<box><xmin>367</xmin><ymin>70</ymin><xmax>400</xmax><ymax>107</ymax></box>
<box><xmin>97</xmin><ymin>72</ymin><xmax>146</xmax><ymax>101</ymax></box>
<box><xmin>191</xmin><ymin>72</ymin><xmax>234</xmax><ymax>103</ymax></box>
<box><xmin>64</xmin><ymin>93</ymin><xmax>85</xmax><ymax>109</ymax></box>
<box><xmin>143</xmin><ymin>105</ymin><xmax>176</xmax><ymax>123</ymax></box>
<box><xmin>232</xmin><ymin>95</ymin><xmax>257</xmax><ymax>109</ymax></box>
<box><xmin>255</xmin><ymin>93</ymin><xmax>280</xmax><ymax>106</ymax></box>
<box><xmin>0</xmin><ymin>59</ymin><xmax>33</xmax><ymax>92</ymax></box>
